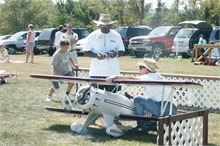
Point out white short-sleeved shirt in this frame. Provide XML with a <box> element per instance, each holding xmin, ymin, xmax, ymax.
<box><xmin>54</xmin><ymin>31</ymin><xmax>63</xmax><ymax>47</ymax></box>
<box><xmin>83</xmin><ymin>29</ymin><xmax>125</xmax><ymax>76</ymax></box>
<box><xmin>61</xmin><ymin>32</ymin><xmax>78</xmax><ymax>51</ymax></box>
<box><xmin>137</xmin><ymin>73</ymin><xmax>173</xmax><ymax>102</ymax></box>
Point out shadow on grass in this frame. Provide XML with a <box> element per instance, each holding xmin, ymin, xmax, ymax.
<box><xmin>87</xmin><ymin>127</ymin><xmax>157</xmax><ymax>143</ymax></box>
<box><xmin>44</xmin><ymin>124</ymin><xmax>157</xmax><ymax>143</ymax></box>
<box><xmin>44</xmin><ymin>124</ymin><xmax>70</xmax><ymax>134</ymax></box>
<box><xmin>208</xmin><ymin>144</ymin><xmax>218</xmax><ymax>146</ymax></box>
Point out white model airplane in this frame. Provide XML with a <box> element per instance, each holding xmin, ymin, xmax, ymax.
<box><xmin>30</xmin><ymin>74</ymin><xmax>203</xmax><ymax>137</ymax></box>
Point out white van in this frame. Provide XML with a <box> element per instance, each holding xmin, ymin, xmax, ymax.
<box><xmin>172</xmin><ymin>29</ymin><xmax>196</xmax><ymax>55</ymax></box>
<box><xmin>172</xmin><ymin>20</ymin><xmax>212</xmax><ymax>57</ymax></box>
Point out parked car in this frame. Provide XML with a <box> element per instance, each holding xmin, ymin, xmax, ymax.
<box><xmin>172</xmin><ymin>20</ymin><xmax>213</xmax><ymax>57</ymax></box>
<box><xmin>0</xmin><ymin>35</ymin><xmax>12</xmax><ymax>40</ymax></box>
<box><xmin>75</xmin><ymin>38</ymin><xmax>86</xmax><ymax>56</ymax></box>
<box><xmin>128</xmin><ymin>26</ymin><xmax>182</xmax><ymax>58</ymax></box>
<box><xmin>209</xmin><ymin>26</ymin><xmax>220</xmax><ymax>43</ymax></box>
<box><xmin>115</xmin><ymin>26</ymin><xmax>152</xmax><ymax>54</ymax></box>
<box><xmin>37</xmin><ymin>28</ymin><xmax>90</xmax><ymax>56</ymax></box>
<box><xmin>0</xmin><ymin>31</ymin><xmax>41</xmax><ymax>54</ymax></box>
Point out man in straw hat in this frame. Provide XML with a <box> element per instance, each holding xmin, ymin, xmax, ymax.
<box><xmin>83</xmin><ymin>13</ymin><xmax>125</xmax><ymax>92</ymax></box>
<box><xmin>83</xmin><ymin>13</ymin><xmax>125</xmax><ymax>125</ymax></box>
<box><xmin>107</xmin><ymin>58</ymin><xmax>177</xmax><ymax>132</ymax></box>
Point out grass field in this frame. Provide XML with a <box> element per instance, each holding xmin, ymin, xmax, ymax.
<box><xmin>0</xmin><ymin>54</ymin><xmax>220</xmax><ymax>146</ymax></box>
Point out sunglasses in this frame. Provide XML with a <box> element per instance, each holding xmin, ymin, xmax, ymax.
<box><xmin>99</xmin><ymin>25</ymin><xmax>111</xmax><ymax>28</ymax></box>
<box><xmin>139</xmin><ymin>66</ymin><xmax>146</xmax><ymax>70</ymax></box>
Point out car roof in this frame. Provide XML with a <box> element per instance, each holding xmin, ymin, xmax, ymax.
<box><xmin>155</xmin><ymin>26</ymin><xmax>182</xmax><ymax>28</ymax></box>
<box><xmin>116</xmin><ymin>26</ymin><xmax>152</xmax><ymax>29</ymax></box>
<box><xmin>178</xmin><ymin>20</ymin><xmax>212</xmax><ymax>30</ymax></box>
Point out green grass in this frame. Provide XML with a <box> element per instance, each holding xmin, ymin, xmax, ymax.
<box><xmin>0</xmin><ymin>54</ymin><xmax>220</xmax><ymax>146</ymax></box>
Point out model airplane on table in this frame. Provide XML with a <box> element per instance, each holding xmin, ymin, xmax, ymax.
<box><xmin>30</xmin><ymin>74</ymin><xmax>203</xmax><ymax>137</ymax></box>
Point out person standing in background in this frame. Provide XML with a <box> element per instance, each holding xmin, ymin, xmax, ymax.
<box><xmin>191</xmin><ymin>34</ymin><xmax>207</xmax><ymax>62</ymax></box>
<box><xmin>25</xmin><ymin>24</ymin><xmax>36</xmax><ymax>63</ymax></box>
<box><xmin>54</xmin><ymin>25</ymin><xmax>64</xmax><ymax>50</ymax></box>
<box><xmin>61</xmin><ymin>23</ymin><xmax>78</xmax><ymax>72</ymax></box>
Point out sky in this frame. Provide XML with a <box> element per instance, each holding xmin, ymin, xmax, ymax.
<box><xmin>146</xmin><ymin>0</ymin><xmax>175</xmax><ymax>9</ymax></box>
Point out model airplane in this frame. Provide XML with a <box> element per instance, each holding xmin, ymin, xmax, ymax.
<box><xmin>0</xmin><ymin>70</ymin><xmax>17</xmax><ymax>85</ymax></box>
<box><xmin>30</xmin><ymin>74</ymin><xmax>203</xmax><ymax>137</ymax></box>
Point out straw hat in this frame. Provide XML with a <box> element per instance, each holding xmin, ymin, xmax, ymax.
<box><xmin>137</xmin><ymin>58</ymin><xmax>159</xmax><ymax>72</ymax></box>
<box><xmin>93</xmin><ymin>13</ymin><xmax>116</xmax><ymax>25</ymax></box>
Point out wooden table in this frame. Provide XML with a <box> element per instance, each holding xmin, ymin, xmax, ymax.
<box><xmin>194</xmin><ymin>44</ymin><xmax>220</xmax><ymax>62</ymax></box>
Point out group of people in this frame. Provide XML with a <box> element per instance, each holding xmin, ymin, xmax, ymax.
<box><xmin>46</xmin><ymin>13</ymin><xmax>177</xmax><ymax>132</ymax></box>
<box><xmin>0</xmin><ymin>24</ymin><xmax>36</xmax><ymax>63</ymax></box>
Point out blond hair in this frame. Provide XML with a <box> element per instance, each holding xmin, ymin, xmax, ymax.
<box><xmin>28</xmin><ymin>24</ymin><xmax>34</xmax><ymax>29</ymax></box>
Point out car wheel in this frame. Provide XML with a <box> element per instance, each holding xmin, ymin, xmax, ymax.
<box><xmin>182</xmin><ymin>52</ymin><xmax>189</xmax><ymax>58</ymax></box>
<box><xmin>33</xmin><ymin>47</ymin><xmax>40</xmax><ymax>55</ymax></box>
<box><xmin>134</xmin><ymin>51</ymin><xmax>144</xmax><ymax>58</ymax></box>
<box><xmin>169</xmin><ymin>53</ymin><xmax>176</xmax><ymax>58</ymax></box>
<box><xmin>6</xmin><ymin>45</ymin><xmax>16</xmax><ymax>54</ymax></box>
<box><xmin>48</xmin><ymin>47</ymin><xmax>56</xmax><ymax>56</ymax></box>
<box><xmin>77</xmin><ymin>52</ymin><xmax>84</xmax><ymax>56</ymax></box>
<box><xmin>153</xmin><ymin>44</ymin><xmax>163</xmax><ymax>61</ymax></box>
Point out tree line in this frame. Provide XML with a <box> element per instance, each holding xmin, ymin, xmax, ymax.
<box><xmin>0</xmin><ymin>0</ymin><xmax>219</xmax><ymax>35</ymax></box>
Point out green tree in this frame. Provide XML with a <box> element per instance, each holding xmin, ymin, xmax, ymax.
<box><xmin>200</xmin><ymin>0</ymin><xmax>220</xmax><ymax>26</ymax></box>
<box><xmin>0</xmin><ymin>0</ymin><xmax>54</xmax><ymax>35</ymax></box>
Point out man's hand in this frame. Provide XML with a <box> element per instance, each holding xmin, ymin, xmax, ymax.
<box><xmin>97</xmin><ymin>53</ymin><xmax>107</xmax><ymax>60</ymax></box>
<box><xmin>106</xmin><ymin>76</ymin><xmax>116</xmax><ymax>83</ymax></box>
<box><xmin>109</xmin><ymin>50</ymin><xmax>118</xmax><ymax>58</ymax></box>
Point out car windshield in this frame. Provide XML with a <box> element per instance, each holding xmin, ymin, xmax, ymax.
<box><xmin>116</xmin><ymin>27</ymin><xmax>127</xmax><ymax>37</ymax></box>
<box><xmin>176</xmin><ymin>29</ymin><xmax>194</xmax><ymax>38</ymax></box>
<box><xmin>148</xmin><ymin>27</ymin><xmax>169</xmax><ymax>36</ymax></box>
<box><xmin>81</xmin><ymin>29</ymin><xmax>90</xmax><ymax>39</ymax></box>
<box><xmin>8</xmin><ymin>32</ymin><xmax>23</xmax><ymax>40</ymax></box>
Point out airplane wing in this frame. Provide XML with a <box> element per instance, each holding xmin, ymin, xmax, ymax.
<box><xmin>45</xmin><ymin>107</ymin><xmax>89</xmax><ymax>115</ymax></box>
<box><xmin>0</xmin><ymin>70</ymin><xmax>6</xmax><ymax>74</ymax></box>
<box><xmin>45</xmin><ymin>107</ymin><xmax>159</xmax><ymax>122</ymax></box>
<box><xmin>30</xmin><ymin>74</ymin><xmax>202</xmax><ymax>88</ymax></box>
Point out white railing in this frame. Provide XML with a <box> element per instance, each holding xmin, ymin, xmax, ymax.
<box><xmin>76</xmin><ymin>68</ymin><xmax>220</xmax><ymax>111</ymax></box>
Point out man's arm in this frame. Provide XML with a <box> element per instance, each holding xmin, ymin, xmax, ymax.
<box><xmin>118</xmin><ymin>51</ymin><xmax>124</xmax><ymax>57</ymax></box>
<box><xmin>84</xmin><ymin>51</ymin><xmax>106</xmax><ymax>60</ymax></box>
<box><xmin>106</xmin><ymin>75</ymin><xmax>139</xmax><ymax>83</ymax></box>
<box><xmin>53</xmin><ymin>65</ymin><xmax>61</xmax><ymax>75</ymax></box>
<box><xmin>27</xmin><ymin>32</ymin><xmax>31</xmax><ymax>43</ymax></box>
<box><xmin>72</xmin><ymin>33</ymin><xmax>78</xmax><ymax>45</ymax></box>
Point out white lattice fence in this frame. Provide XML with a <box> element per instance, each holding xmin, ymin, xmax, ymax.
<box><xmin>76</xmin><ymin>68</ymin><xmax>220</xmax><ymax>111</ymax></box>
<box><xmin>163</xmin><ymin>117</ymin><xmax>203</xmax><ymax>146</ymax></box>
<box><xmin>156</xmin><ymin>109</ymin><xmax>208</xmax><ymax>145</ymax></box>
